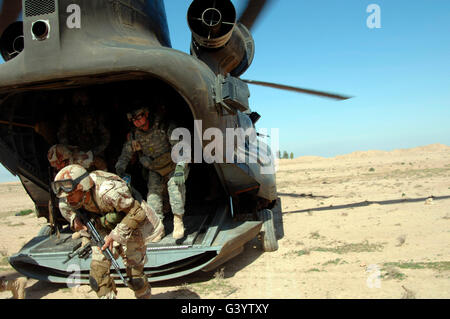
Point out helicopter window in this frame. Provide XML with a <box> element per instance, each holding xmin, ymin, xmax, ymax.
<box><xmin>235</xmin><ymin>111</ymin><xmax>259</xmax><ymax>162</ymax></box>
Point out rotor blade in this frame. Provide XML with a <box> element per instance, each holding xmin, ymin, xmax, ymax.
<box><xmin>238</xmin><ymin>0</ymin><xmax>272</xmax><ymax>31</ymax></box>
<box><xmin>0</xmin><ymin>0</ymin><xmax>22</xmax><ymax>36</ymax></box>
<box><xmin>241</xmin><ymin>79</ymin><xmax>352</xmax><ymax>101</ymax></box>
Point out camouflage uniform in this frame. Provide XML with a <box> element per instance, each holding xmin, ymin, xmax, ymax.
<box><xmin>58</xmin><ymin>168</ymin><xmax>163</xmax><ymax>299</ymax></box>
<box><xmin>0</xmin><ymin>277</ymin><xmax>27</xmax><ymax>299</ymax></box>
<box><xmin>48</xmin><ymin>144</ymin><xmax>95</xmax><ymax>171</ymax></box>
<box><xmin>48</xmin><ymin>144</ymin><xmax>107</xmax><ymax>241</ymax></box>
<box><xmin>115</xmin><ymin>119</ymin><xmax>189</xmax><ymax>223</ymax></box>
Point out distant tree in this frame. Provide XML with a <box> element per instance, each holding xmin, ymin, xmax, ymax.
<box><xmin>282</xmin><ymin>151</ymin><xmax>289</xmax><ymax>159</ymax></box>
<box><xmin>290</xmin><ymin>152</ymin><xmax>294</xmax><ymax>159</ymax></box>
<box><xmin>276</xmin><ymin>151</ymin><xmax>281</xmax><ymax>159</ymax></box>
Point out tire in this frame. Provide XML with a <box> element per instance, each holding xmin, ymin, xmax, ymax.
<box><xmin>257</xmin><ymin>209</ymin><xmax>279</xmax><ymax>252</ymax></box>
<box><xmin>37</xmin><ymin>224</ymin><xmax>53</xmax><ymax>236</ymax></box>
<box><xmin>272</xmin><ymin>197</ymin><xmax>285</xmax><ymax>240</ymax></box>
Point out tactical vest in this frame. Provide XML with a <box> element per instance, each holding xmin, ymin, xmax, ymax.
<box><xmin>131</xmin><ymin>119</ymin><xmax>176</xmax><ymax>176</ymax></box>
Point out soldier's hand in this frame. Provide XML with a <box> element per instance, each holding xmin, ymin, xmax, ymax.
<box><xmin>116</xmin><ymin>166</ymin><xmax>126</xmax><ymax>177</ymax></box>
<box><xmin>102</xmin><ymin>235</ymin><xmax>114</xmax><ymax>252</ymax></box>
<box><xmin>73</xmin><ymin>217</ymin><xmax>88</xmax><ymax>232</ymax></box>
<box><xmin>173</xmin><ymin>164</ymin><xmax>185</xmax><ymax>186</ymax></box>
<box><xmin>131</xmin><ymin>140</ymin><xmax>142</xmax><ymax>152</ymax></box>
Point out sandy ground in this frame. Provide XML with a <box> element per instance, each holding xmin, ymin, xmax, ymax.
<box><xmin>1</xmin><ymin>143</ymin><xmax>449</xmax><ymax>299</ymax></box>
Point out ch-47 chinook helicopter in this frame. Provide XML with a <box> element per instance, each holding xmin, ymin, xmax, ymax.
<box><xmin>0</xmin><ymin>0</ymin><xmax>350</xmax><ymax>284</ymax></box>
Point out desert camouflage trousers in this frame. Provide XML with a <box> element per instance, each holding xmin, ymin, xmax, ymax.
<box><xmin>146</xmin><ymin>165</ymin><xmax>190</xmax><ymax>219</ymax></box>
<box><xmin>90</xmin><ymin>226</ymin><xmax>150</xmax><ymax>299</ymax></box>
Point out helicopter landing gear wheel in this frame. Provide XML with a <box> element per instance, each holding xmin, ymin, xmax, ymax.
<box><xmin>272</xmin><ymin>197</ymin><xmax>284</xmax><ymax>240</ymax></box>
<box><xmin>257</xmin><ymin>209</ymin><xmax>279</xmax><ymax>252</ymax></box>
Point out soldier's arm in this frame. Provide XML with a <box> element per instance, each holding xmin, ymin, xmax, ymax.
<box><xmin>115</xmin><ymin>138</ymin><xmax>134</xmax><ymax>176</ymax></box>
<box><xmin>139</xmin><ymin>155</ymin><xmax>153</xmax><ymax>169</ymax></box>
<box><xmin>167</xmin><ymin>122</ymin><xmax>189</xmax><ymax>168</ymax></box>
<box><xmin>167</xmin><ymin>121</ymin><xmax>179</xmax><ymax>147</ymax></box>
<box><xmin>100</xmin><ymin>181</ymin><xmax>147</xmax><ymax>243</ymax></box>
<box><xmin>58</xmin><ymin>198</ymin><xmax>78</xmax><ymax>231</ymax></box>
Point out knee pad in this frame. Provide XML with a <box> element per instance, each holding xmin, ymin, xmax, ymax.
<box><xmin>90</xmin><ymin>260</ymin><xmax>116</xmax><ymax>297</ymax></box>
<box><xmin>89</xmin><ymin>276</ymin><xmax>99</xmax><ymax>293</ymax></box>
<box><xmin>129</xmin><ymin>277</ymin><xmax>147</xmax><ymax>291</ymax></box>
<box><xmin>126</xmin><ymin>266</ymin><xmax>148</xmax><ymax>291</ymax></box>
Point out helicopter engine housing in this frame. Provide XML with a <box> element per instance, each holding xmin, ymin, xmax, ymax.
<box><xmin>0</xmin><ymin>21</ymin><xmax>24</xmax><ymax>61</ymax></box>
<box><xmin>187</xmin><ymin>0</ymin><xmax>255</xmax><ymax>77</ymax></box>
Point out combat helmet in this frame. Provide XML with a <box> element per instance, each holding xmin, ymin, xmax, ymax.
<box><xmin>52</xmin><ymin>164</ymin><xmax>93</xmax><ymax>198</ymax></box>
<box><xmin>47</xmin><ymin>144</ymin><xmax>72</xmax><ymax>167</ymax></box>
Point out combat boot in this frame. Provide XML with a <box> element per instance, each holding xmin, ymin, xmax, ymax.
<box><xmin>127</xmin><ymin>267</ymin><xmax>151</xmax><ymax>299</ymax></box>
<box><xmin>135</xmin><ymin>285</ymin><xmax>151</xmax><ymax>299</ymax></box>
<box><xmin>173</xmin><ymin>214</ymin><xmax>185</xmax><ymax>239</ymax></box>
<box><xmin>2</xmin><ymin>277</ymin><xmax>27</xmax><ymax>299</ymax></box>
<box><xmin>99</xmin><ymin>291</ymin><xmax>116</xmax><ymax>299</ymax></box>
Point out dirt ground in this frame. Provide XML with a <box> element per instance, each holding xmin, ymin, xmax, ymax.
<box><xmin>1</xmin><ymin>143</ymin><xmax>449</xmax><ymax>299</ymax></box>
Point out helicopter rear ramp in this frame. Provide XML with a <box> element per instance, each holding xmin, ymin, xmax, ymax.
<box><xmin>9</xmin><ymin>201</ymin><xmax>262</xmax><ymax>284</ymax></box>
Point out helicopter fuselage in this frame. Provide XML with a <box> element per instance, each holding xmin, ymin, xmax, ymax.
<box><xmin>0</xmin><ymin>0</ymin><xmax>280</xmax><ymax>284</ymax></box>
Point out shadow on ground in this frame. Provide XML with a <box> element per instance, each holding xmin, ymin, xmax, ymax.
<box><xmin>152</xmin><ymin>238</ymin><xmax>264</xmax><ymax>289</ymax></box>
<box><xmin>153</xmin><ymin>288</ymin><xmax>200</xmax><ymax>299</ymax></box>
<box><xmin>282</xmin><ymin>195</ymin><xmax>450</xmax><ymax>215</ymax></box>
<box><xmin>25</xmin><ymin>280</ymin><xmax>65</xmax><ymax>299</ymax></box>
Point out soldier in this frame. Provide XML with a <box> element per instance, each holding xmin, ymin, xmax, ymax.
<box><xmin>47</xmin><ymin>144</ymin><xmax>107</xmax><ymax>240</ymax></box>
<box><xmin>47</xmin><ymin>144</ymin><xmax>108</xmax><ymax>172</ymax></box>
<box><xmin>57</xmin><ymin>90</ymin><xmax>110</xmax><ymax>159</ymax></box>
<box><xmin>115</xmin><ymin>106</ymin><xmax>189</xmax><ymax>239</ymax></box>
<box><xmin>0</xmin><ymin>277</ymin><xmax>27</xmax><ymax>299</ymax></box>
<box><xmin>52</xmin><ymin>164</ymin><xmax>164</xmax><ymax>299</ymax></box>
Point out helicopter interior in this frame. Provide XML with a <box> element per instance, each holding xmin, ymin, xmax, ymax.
<box><xmin>0</xmin><ymin>75</ymin><xmax>250</xmax><ymax>244</ymax></box>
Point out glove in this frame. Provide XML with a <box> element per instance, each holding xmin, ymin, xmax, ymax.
<box><xmin>173</xmin><ymin>163</ymin><xmax>185</xmax><ymax>186</ymax></box>
<box><xmin>131</xmin><ymin>140</ymin><xmax>142</xmax><ymax>152</ymax></box>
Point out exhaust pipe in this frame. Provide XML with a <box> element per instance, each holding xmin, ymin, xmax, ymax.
<box><xmin>31</xmin><ymin>20</ymin><xmax>50</xmax><ymax>41</ymax></box>
<box><xmin>187</xmin><ymin>0</ymin><xmax>236</xmax><ymax>49</ymax></box>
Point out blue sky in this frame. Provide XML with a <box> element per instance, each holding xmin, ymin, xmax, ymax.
<box><xmin>167</xmin><ymin>0</ymin><xmax>450</xmax><ymax>157</ymax></box>
<box><xmin>1</xmin><ymin>0</ymin><xmax>449</xmax><ymax>181</ymax></box>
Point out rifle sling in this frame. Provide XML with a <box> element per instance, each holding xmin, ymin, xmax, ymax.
<box><xmin>90</xmin><ymin>188</ymin><xmax>103</xmax><ymax>215</ymax></box>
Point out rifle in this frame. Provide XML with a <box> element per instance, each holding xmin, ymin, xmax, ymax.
<box><xmin>76</xmin><ymin>209</ymin><xmax>128</xmax><ymax>287</ymax></box>
<box><xmin>48</xmin><ymin>167</ymin><xmax>61</xmax><ymax>238</ymax></box>
<box><xmin>63</xmin><ymin>241</ymin><xmax>92</xmax><ymax>264</ymax></box>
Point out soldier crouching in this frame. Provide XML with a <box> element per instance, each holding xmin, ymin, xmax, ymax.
<box><xmin>52</xmin><ymin>164</ymin><xmax>164</xmax><ymax>299</ymax></box>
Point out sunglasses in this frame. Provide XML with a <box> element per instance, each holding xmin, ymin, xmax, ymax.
<box><xmin>51</xmin><ymin>171</ymin><xmax>90</xmax><ymax>196</ymax></box>
<box><xmin>131</xmin><ymin>113</ymin><xmax>145</xmax><ymax>122</ymax></box>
